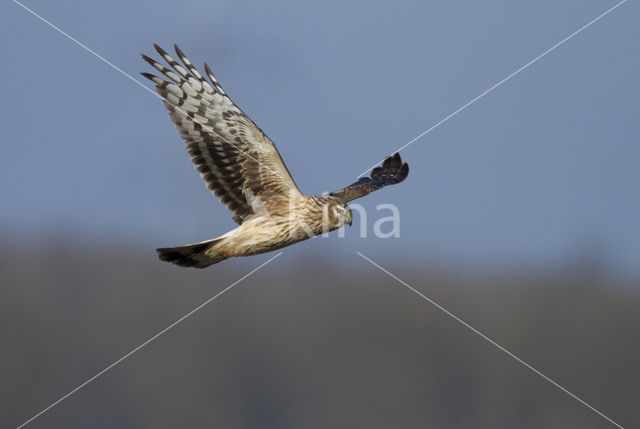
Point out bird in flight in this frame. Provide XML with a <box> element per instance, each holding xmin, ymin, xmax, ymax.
<box><xmin>142</xmin><ymin>44</ymin><xmax>409</xmax><ymax>268</ymax></box>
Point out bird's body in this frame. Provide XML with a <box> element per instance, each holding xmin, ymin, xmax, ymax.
<box><xmin>142</xmin><ymin>44</ymin><xmax>409</xmax><ymax>268</ymax></box>
<box><xmin>159</xmin><ymin>194</ymin><xmax>347</xmax><ymax>268</ymax></box>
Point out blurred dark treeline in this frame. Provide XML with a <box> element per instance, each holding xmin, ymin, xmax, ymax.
<box><xmin>1</xmin><ymin>242</ymin><xmax>638</xmax><ymax>429</ymax></box>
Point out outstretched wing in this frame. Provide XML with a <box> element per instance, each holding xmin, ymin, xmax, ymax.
<box><xmin>142</xmin><ymin>44</ymin><xmax>301</xmax><ymax>224</ymax></box>
<box><xmin>330</xmin><ymin>153</ymin><xmax>409</xmax><ymax>203</ymax></box>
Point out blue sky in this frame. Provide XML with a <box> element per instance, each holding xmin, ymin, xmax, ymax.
<box><xmin>2</xmin><ymin>0</ymin><xmax>639</xmax><ymax>275</ymax></box>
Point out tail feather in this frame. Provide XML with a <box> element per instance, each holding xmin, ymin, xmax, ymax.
<box><xmin>156</xmin><ymin>238</ymin><xmax>227</xmax><ymax>269</ymax></box>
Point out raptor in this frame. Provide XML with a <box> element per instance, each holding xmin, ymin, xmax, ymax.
<box><xmin>142</xmin><ymin>44</ymin><xmax>409</xmax><ymax>268</ymax></box>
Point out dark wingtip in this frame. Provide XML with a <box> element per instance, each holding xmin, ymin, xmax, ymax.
<box><xmin>370</xmin><ymin>152</ymin><xmax>408</xmax><ymax>181</ymax></box>
<box><xmin>141</xmin><ymin>53</ymin><xmax>155</xmax><ymax>65</ymax></box>
<box><xmin>174</xmin><ymin>43</ymin><xmax>185</xmax><ymax>59</ymax></box>
<box><xmin>140</xmin><ymin>71</ymin><xmax>156</xmax><ymax>81</ymax></box>
<box><xmin>154</xmin><ymin>43</ymin><xmax>169</xmax><ymax>58</ymax></box>
<box><xmin>397</xmin><ymin>162</ymin><xmax>409</xmax><ymax>182</ymax></box>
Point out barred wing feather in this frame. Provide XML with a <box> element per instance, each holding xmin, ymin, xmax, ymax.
<box><xmin>142</xmin><ymin>44</ymin><xmax>301</xmax><ymax>224</ymax></box>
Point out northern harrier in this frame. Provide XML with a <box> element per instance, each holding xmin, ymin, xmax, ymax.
<box><xmin>142</xmin><ymin>44</ymin><xmax>409</xmax><ymax>268</ymax></box>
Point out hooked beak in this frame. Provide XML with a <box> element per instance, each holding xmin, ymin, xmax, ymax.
<box><xmin>347</xmin><ymin>211</ymin><xmax>352</xmax><ymax>227</ymax></box>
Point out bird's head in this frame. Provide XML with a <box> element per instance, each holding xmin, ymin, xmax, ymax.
<box><xmin>329</xmin><ymin>199</ymin><xmax>352</xmax><ymax>228</ymax></box>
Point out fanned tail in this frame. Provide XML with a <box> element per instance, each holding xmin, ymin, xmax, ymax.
<box><xmin>156</xmin><ymin>237</ymin><xmax>227</xmax><ymax>269</ymax></box>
